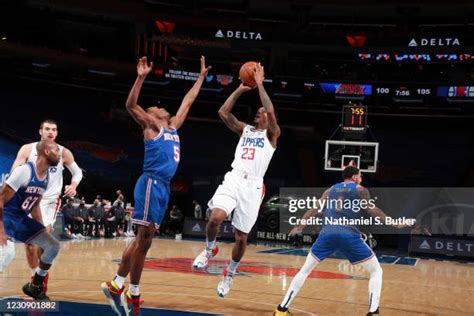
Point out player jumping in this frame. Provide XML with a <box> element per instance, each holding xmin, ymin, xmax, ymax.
<box><xmin>101</xmin><ymin>56</ymin><xmax>211</xmax><ymax>316</ymax></box>
<box><xmin>193</xmin><ymin>63</ymin><xmax>281</xmax><ymax>297</ymax></box>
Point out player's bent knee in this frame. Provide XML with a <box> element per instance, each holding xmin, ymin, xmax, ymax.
<box><xmin>42</xmin><ymin>239</ymin><xmax>60</xmax><ymax>264</ymax></box>
<box><xmin>234</xmin><ymin>231</ymin><xmax>248</xmax><ymax>244</ymax></box>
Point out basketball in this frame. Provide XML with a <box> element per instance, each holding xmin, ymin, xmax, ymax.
<box><xmin>239</xmin><ymin>61</ymin><xmax>257</xmax><ymax>87</ymax></box>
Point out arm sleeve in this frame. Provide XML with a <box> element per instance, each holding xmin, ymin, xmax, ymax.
<box><xmin>66</xmin><ymin>162</ymin><xmax>83</xmax><ymax>184</ymax></box>
<box><xmin>5</xmin><ymin>165</ymin><xmax>31</xmax><ymax>192</ymax></box>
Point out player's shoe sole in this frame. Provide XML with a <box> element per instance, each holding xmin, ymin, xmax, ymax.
<box><xmin>101</xmin><ymin>282</ymin><xmax>124</xmax><ymax>316</ymax></box>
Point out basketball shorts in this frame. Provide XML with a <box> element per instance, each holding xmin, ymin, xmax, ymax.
<box><xmin>39</xmin><ymin>197</ymin><xmax>61</xmax><ymax>228</ymax></box>
<box><xmin>311</xmin><ymin>231</ymin><xmax>374</xmax><ymax>264</ymax></box>
<box><xmin>132</xmin><ymin>174</ymin><xmax>170</xmax><ymax>229</ymax></box>
<box><xmin>208</xmin><ymin>170</ymin><xmax>265</xmax><ymax>234</ymax></box>
<box><xmin>4</xmin><ymin>210</ymin><xmax>46</xmax><ymax>244</ymax></box>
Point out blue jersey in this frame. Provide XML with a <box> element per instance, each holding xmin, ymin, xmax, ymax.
<box><xmin>143</xmin><ymin>127</ymin><xmax>180</xmax><ymax>182</ymax></box>
<box><xmin>322</xmin><ymin>181</ymin><xmax>362</xmax><ymax>234</ymax></box>
<box><xmin>4</xmin><ymin>162</ymin><xmax>49</xmax><ymax>216</ymax></box>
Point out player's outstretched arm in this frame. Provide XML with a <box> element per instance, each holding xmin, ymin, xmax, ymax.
<box><xmin>358</xmin><ymin>186</ymin><xmax>415</xmax><ymax>229</ymax></box>
<box><xmin>170</xmin><ymin>56</ymin><xmax>211</xmax><ymax>130</ymax></box>
<box><xmin>63</xmin><ymin>148</ymin><xmax>83</xmax><ymax>197</ymax></box>
<box><xmin>10</xmin><ymin>144</ymin><xmax>32</xmax><ymax>172</ymax></box>
<box><xmin>218</xmin><ymin>84</ymin><xmax>252</xmax><ymax>135</ymax></box>
<box><xmin>254</xmin><ymin>63</ymin><xmax>281</xmax><ymax>146</ymax></box>
<box><xmin>126</xmin><ymin>57</ymin><xmax>154</xmax><ymax>129</ymax></box>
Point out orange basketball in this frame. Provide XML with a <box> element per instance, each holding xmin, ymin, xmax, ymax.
<box><xmin>239</xmin><ymin>61</ymin><xmax>257</xmax><ymax>87</ymax></box>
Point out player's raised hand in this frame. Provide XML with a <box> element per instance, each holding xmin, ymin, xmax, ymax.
<box><xmin>137</xmin><ymin>56</ymin><xmax>154</xmax><ymax>77</ymax></box>
<box><xmin>254</xmin><ymin>62</ymin><xmax>265</xmax><ymax>85</ymax></box>
<box><xmin>200</xmin><ymin>56</ymin><xmax>212</xmax><ymax>77</ymax></box>
<box><xmin>237</xmin><ymin>83</ymin><xmax>255</xmax><ymax>93</ymax></box>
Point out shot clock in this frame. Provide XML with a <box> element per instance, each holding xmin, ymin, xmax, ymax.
<box><xmin>342</xmin><ymin>104</ymin><xmax>368</xmax><ymax>133</ymax></box>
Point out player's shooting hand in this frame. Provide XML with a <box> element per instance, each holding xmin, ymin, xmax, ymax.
<box><xmin>199</xmin><ymin>56</ymin><xmax>212</xmax><ymax>77</ymax></box>
<box><xmin>0</xmin><ymin>223</ymin><xmax>7</xmax><ymax>246</ymax></box>
<box><xmin>64</xmin><ymin>185</ymin><xmax>76</xmax><ymax>197</ymax></box>
<box><xmin>137</xmin><ymin>57</ymin><xmax>154</xmax><ymax>77</ymax></box>
<box><xmin>237</xmin><ymin>83</ymin><xmax>254</xmax><ymax>93</ymax></box>
<box><xmin>254</xmin><ymin>62</ymin><xmax>265</xmax><ymax>85</ymax></box>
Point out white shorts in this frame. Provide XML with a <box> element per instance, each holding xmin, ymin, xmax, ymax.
<box><xmin>39</xmin><ymin>197</ymin><xmax>62</xmax><ymax>228</ymax></box>
<box><xmin>208</xmin><ymin>171</ymin><xmax>265</xmax><ymax>234</ymax></box>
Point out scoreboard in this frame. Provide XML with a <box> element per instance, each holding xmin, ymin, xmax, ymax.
<box><xmin>374</xmin><ymin>85</ymin><xmax>433</xmax><ymax>97</ymax></box>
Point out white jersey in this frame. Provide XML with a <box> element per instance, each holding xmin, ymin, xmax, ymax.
<box><xmin>230</xmin><ymin>125</ymin><xmax>276</xmax><ymax>179</ymax></box>
<box><xmin>28</xmin><ymin>142</ymin><xmax>65</xmax><ymax>200</ymax></box>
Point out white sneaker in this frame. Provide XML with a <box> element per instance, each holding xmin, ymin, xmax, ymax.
<box><xmin>217</xmin><ymin>268</ymin><xmax>234</xmax><ymax>297</ymax></box>
<box><xmin>192</xmin><ymin>245</ymin><xmax>219</xmax><ymax>269</ymax></box>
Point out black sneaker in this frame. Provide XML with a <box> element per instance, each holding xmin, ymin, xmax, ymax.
<box><xmin>22</xmin><ymin>282</ymin><xmax>50</xmax><ymax>300</ymax></box>
<box><xmin>367</xmin><ymin>308</ymin><xmax>379</xmax><ymax>315</ymax></box>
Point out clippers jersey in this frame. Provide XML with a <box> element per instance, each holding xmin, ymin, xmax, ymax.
<box><xmin>231</xmin><ymin>125</ymin><xmax>275</xmax><ymax>178</ymax></box>
<box><xmin>322</xmin><ymin>182</ymin><xmax>363</xmax><ymax>234</ymax></box>
<box><xmin>28</xmin><ymin>142</ymin><xmax>64</xmax><ymax>200</ymax></box>
<box><xmin>4</xmin><ymin>162</ymin><xmax>49</xmax><ymax>216</ymax></box>
<box><xmin>143</xmin><ymin>127</ymin><xmax>180</xmax><ymax>182</ymax></box>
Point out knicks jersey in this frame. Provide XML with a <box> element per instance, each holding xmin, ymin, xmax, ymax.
<box><xmin>322</xmin><ymin>182</ymin><xmax>363</xmax><ymax>234</ymax></box>
<box><xmin>231</xmin><ymin>125</ymin><xmax>275</xmax><ymax>178</ymax></box>
<box><xmin>28</xmin><ymin>142</ymin><xmax>64</xmax><ymax>200</ymax></box>
<box><xmin>143</xmin><ymin>127</ymin><xmax>180</xmax><ymax>182</ymax></box>
<box><xmin>4</xmin><ymin>162</ymin><xmax>49</xmax><ymax>216</ymax></box>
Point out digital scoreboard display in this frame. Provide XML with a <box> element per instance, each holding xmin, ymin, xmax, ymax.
<box><xmin>342</xmin><ymin>105</ymin><xmax>368</xmax><ymax>133</ymax></box>
<box><xmin>374</xmin><ymin>86</ymin><xmax>433</xmax><ymax>97</ymax></box>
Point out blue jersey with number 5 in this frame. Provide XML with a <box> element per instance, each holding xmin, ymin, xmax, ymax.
<box><xmin>143</xmin><ymin>127</ymin><xmax>180</xmax><ymax>182</ymax></box>
<box><xmin>4</xmin><ymin>162</ymin><xmax>49</xmax><ymax>216</ymax></box>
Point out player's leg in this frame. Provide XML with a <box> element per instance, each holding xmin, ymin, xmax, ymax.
<box><xmin>274</xmin><ymin>233</ymin><xmax>335</xmax><ymax>315</ymax></box>
<box><xmin>217</xmin><ymin>180</ymin><xmax>263</xmax><ymax>297</ymax></box>
<box><xmin>361</xmin><ymin>256</ymin><xmax>382</xmax><ymax>315</ymax></box>
<box><xmin>23</xmin><ymin>229</ymin><xmax>60</xmax><ymax>300</ymax></box>
<box><xmin>192</xmin><ymin>208</ymin><xmax>226</xmax><ymax>268</ymax></box>
<box><xmin>216</xmin><ymin>228</ymin><xmax>247</xmax><ymax>297</ymax></box>
<box><xmin>193</xmin><ymin>173</ymin><xmax>237</xmax><ymax>269</ymax></box>
<box><xmin>343</xmin><ymin>233</ymin><xmax>381</xmax><ymax>315</ymax></box>
<box><xmin>274</xmin><ymin>253</ymin><xmax>319</xmax><ymax>315</ymax></box>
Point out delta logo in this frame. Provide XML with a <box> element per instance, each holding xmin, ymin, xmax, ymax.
<box><xmin>215</xmin><ymin>29</ymin><xmax>263</xmax><ymax>41</ymax></box>
<box><xmin>142</xmin><ymin>258</ymin><xmax>357</xmax><ymax>279</ymax></box>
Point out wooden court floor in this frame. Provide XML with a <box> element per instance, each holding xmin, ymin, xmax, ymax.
<box><xmin>1</xmin><ymin>238</ymin><xmax>473</xmax><ymax>315</ymax></box>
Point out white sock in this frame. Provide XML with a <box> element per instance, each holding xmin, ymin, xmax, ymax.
<box><xmin>35</xmin><ymin>267</ymin><xmax>48</xmax><ymax>277</ymax></box>
<box><xmin>113</xmin><ymin>274</ymin><xmax>126</xmax><ymax>289</ymax></box>
<box><xmin>129</xmin><ymin>284</ymin><xmax>140</xmax><ymax>296</ymax></box>
<box><xmin>31</xmin><ymin>268</ymin><xmax>37</xmax><ymax>277</ymax></box>
<box><xmin>361</xmin><ymin>256</ymin><xmax>383</xmax><ymax>312</ymax></box>
<box><xmin>227</xmin><ymin>259</ymin><xmax>240</xmax><ymax>276</ymax></box>
<box><xmin>280</xmin><ymin>253</ymin><xmax>318</xmax><ymax>309</ymax></box>
<box><xmin>206</xmin><ymin>239</ymin><xmax>216</xmax><ymax>251</ymax></box>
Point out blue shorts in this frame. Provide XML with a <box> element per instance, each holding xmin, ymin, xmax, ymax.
<box><xmin>311</xmin><ymin>230</ymin><xmax>374</xmax><ymax>264</ymax></box>
<box><xmin>4</xmin><ymin>210</ymin><xmax>46</xmax><ymax>244</ymax></box>
<box><xmin>132</xmin><ymin>174</ymin><xmax>170</xmax><ymax>229</ymax></box>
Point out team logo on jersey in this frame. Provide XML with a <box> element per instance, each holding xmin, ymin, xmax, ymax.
<box><xmin>241</xmin><ymin>137</ymin><xmax>264</xmax><ymax>148</ymax></box>
<box><xmin>49</xmin><ymin>167</ymin><xmax>57</xmax><ymax>173</ymax></box>
<box><xmin>138</xmin><ymin>258</ymin><xmax>356</xmax><ymax>279</ymax></box>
